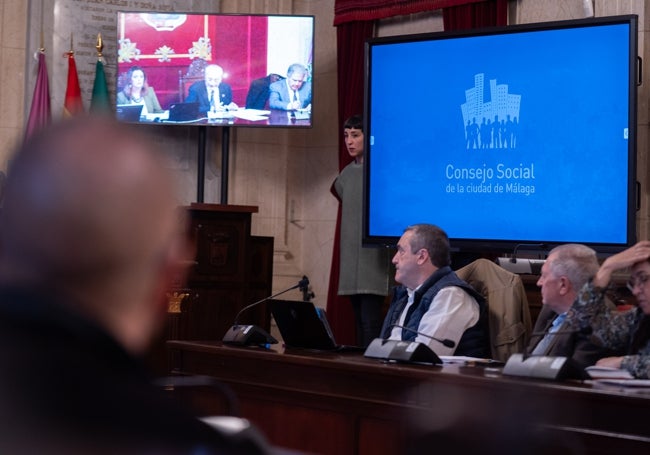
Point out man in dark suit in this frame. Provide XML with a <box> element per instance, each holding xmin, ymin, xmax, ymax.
<box><xmin>0</xmin><ymin>116</ymin><xmax>268</xmax><ymax>454</ymax></box>
<box><xmin>526</xmin><ymin>243</ymin><xmax>621</xmax><ymax>369</ymax></box>
<box><xmin>269</xmin><ymin>63</ymin><xmax>312</xmax><ymax>111</ymax></box>
<box><xmin>186</xmin><ymin>64</ymin><xmax>238</xmax><ymax>114</ymax></box>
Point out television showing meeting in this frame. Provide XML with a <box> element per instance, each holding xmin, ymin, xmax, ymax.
<box><xmin>115</xmin><ymin>12</ymin><xmax>314</xmax><ymax>127</ymax></box>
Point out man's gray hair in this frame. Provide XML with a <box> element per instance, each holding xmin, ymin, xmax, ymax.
<box><xmin>547</xmin><ymin>243</ymin><xmax>599</xmax><ymax>291</ymax></box>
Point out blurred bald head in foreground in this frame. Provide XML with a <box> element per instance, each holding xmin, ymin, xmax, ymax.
<box><xmin>0</xmin><ymin>116</ymin><xmax>185</xmax><ymax>355</ymax></box>
<box><xmin>0</xmin><ymin>117</ymin><xmax>271</xmax><ymax>454</ymax></box>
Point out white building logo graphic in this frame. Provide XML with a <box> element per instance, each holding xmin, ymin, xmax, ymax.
<box><xmin>461</xmin><ymin>73</ymin><xmax>521</xmax><ymax>150</ymax></box>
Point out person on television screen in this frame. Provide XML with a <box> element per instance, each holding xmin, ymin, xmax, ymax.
<box><xmin>566</xmin><ymin>240</ymin><xmax>650</xmax><ymax>378</ymax></box>
<box><xmin>379</xmin><ymin>224</ymin><xmax>489</xmax><ymax>357</ymax></box>
<box><xmin>186</xmin><ymin>64</ymin><xmax>238</xmax><ymax>114</ymax></box>
<box><xmin>116</xmin><ymin>66</ymin><xmax>164</xmax><ymax>115</ymax></box>
<box><xmin>526</xmin><ymin>244</ymin><xmax>622</xmax><ymax>371</ymax></box>
<box><xmin>332</xmin><ymin>115</ymin><xmax>391</xmax><ymax>347</ymax></box>
<box><xmin>269</xmin><ymin>63</ymin><xmax>311</xmax><ymax>111</ymax></box>
<box><xmin>0</xmin><ymin>116</ymin><xmax>270</xmax><ymax>454</ymax></box>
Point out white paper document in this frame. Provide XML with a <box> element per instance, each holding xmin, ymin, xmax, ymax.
<box><xmin>232</xmin><ymin>109</ymin><xmax>271</xmax><ymax>121</ymax></box>
<box><xmin>585</xmin><ymin>366</ymin><xmax>634</xmax><ymax>379</ymax></box>
<box><xmin>594</xmin><ymin>379</ymin><xmax>650</xmax><ymax>387</ymax></box>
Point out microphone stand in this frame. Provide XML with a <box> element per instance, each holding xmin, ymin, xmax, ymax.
<box><xmin>510</xmin><ymin>242</ymin><xmax>547</xmax><ymax>263</ymax></box>
<box><xmin>223</xmin><ymin>276</ymin><xmax>309</xmax><ymax>346</ymax></box>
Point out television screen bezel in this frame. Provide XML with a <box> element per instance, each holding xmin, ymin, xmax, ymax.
<box><xmin>363</xmin><ymin>14</ymin><xmax>639</xmax><ymax>255</ymax></box>
<box><xmin>115</xmin><ymin>11</ymin><xmax>315</xmax><ymax>129</ymax></box>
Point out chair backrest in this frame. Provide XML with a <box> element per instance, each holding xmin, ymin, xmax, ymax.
<box><xmin>179</xmin><ymin>59</ymin><xmax>208</xmax><ymax>102</ymax></box>
<box><xmin>117</xmin><ymin>71</ymin><xmax>130</xmax><ymax>94</ymax></box>
<box><xmin>455</xmin><ymin>258</ymin><xmax>532</xmax><ymax>362</ymax></box>
<box><xmin>245</xmin><ymin>73</ymin><xmax>284</xmax><ymax>110</ymax></box>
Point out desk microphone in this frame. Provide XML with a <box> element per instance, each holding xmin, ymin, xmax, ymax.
<box><xmin>223</xmin><ymin>275</ymin><xmax>309</xmax><ymax>346</ymax></box>
<box><xmin>390</xmin><ymin>324</ymin><xmax>456</xmax><ymax>348</ymax></box>
<box><xmin>510</xmin><ymin>243</ymin><xmax>547</xmax><ymax>263</ymax></box>
<box><xmin>505</xmin><ymin>325</ymin><xmax>592</xmax><ymax>381</ymax></box>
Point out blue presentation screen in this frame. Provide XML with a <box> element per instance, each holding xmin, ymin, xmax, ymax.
<box><xmin>365</xmin><ymin>16</ymin><xmax>637</xmax><ymax>252</ymax></box>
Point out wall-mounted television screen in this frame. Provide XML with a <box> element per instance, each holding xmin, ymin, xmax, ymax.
<box><xmin>364</xmin><ymin>15</ymin><xmax>638</xmax><ymax>254</ymax></box>
<box><xmin>116</xmin><ymin>12</ymin><xmax>314</xmax><ymax>127</ymax></box>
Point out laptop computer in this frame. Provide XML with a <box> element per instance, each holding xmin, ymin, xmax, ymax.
<box><xmin>167</xmin><ymin>102</ymin><xmax>200</xmax><ymax>122</ymax></box>
<box><xmin>116</xmin><ymin>104</ymin><xmax>143</xmax><ymax>122</ymax></box>
<box><xmin>270</xmin><ymin>299</ymin><xmax>363</xmax><ymax>352</ymax></box>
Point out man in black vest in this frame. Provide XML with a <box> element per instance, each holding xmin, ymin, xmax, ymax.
<box><xmin>379</xmin><ymin>224</ymin><xmax>489</xmax><ymax>357</ymax></box>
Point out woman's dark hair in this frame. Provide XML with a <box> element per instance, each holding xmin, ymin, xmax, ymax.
<box><xmin>343</xmin><ymin>115</ymin><xmax>363</xmax><ymax>132</ymax></box>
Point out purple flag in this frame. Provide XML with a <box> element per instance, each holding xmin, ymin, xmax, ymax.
<box><xmin>25</xmin><ymin>51</ymin><xmax>52</xmax><ymax>140</ymax></box>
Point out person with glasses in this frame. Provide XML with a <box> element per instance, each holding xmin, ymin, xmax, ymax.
<box><xmin>567</xmin><ymin>240</ymin><xmax>650</xmax><ymax>378</ymax></box>
<box><xmin>526</xmin><ymin>244</ymin><xmax>621</xmax><ymax>370</ymax></box>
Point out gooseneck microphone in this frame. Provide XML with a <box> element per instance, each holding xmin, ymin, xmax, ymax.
<box><xmin>364</xmin><ymin>333</ymin><xmax>444</xmax><ymax>365</ymax></box>
<box><xmin>363</xmin><ymin>324</ymin><xmax>453</xmax><ymax>365</ymax></box>
<box><xmin>223</xmin><ymin>275</ymin><xmax>309</xmax><ymax>346</ymax></box>
<box><xmin>390</xmin><ymin>324</ymin><xmax>456</xmax><ymax>348</ymax></box>
<box><xmin>298</xmin><ymin>276</ymin><xmax>314</xmax><ymax>301</ymax></box>
<box><xmin>510</xmin><ymin>243</ymin><xmax>547</xmax><ymax>263</ymax></box>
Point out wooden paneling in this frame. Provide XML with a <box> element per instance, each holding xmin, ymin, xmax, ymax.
<box><xmin>147</xmin><ymin>204</ymin><xmax>273</xmax><ymax>375</ymax></box>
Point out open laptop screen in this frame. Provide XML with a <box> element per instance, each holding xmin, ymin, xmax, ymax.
<box><xmin>269</xmin><ymin>299</ymin><xmax>337</xmax><ymax>350</ymax></box>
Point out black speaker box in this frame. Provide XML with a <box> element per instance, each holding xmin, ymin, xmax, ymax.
<box><xmin>502</xmin><ymin>354</ymin><xmax>583</xmax><ymax>380</ymax></box>
<box><xmin>364</xmin><ymin>338</ymin><xmax>442</xmax><ymax>365</ymax></box>
<box><xmin>222</xmin><ymin>325</ymin><xmax>278</xmax><ymax>346</ymax></box>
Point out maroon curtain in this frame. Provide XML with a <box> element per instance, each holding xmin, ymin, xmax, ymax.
<box><xmin>334</xmin><ymin>0</ymin><xmax>487</xmax><ymax>25</ymax></box>
<box><xmin>443</xmin><ymin>0</ymin><xmax>507</xmax><ymax>30</ymax></box>
<box><xmin>329</xmin><ymin>0</ymin><xmax>506</xmax><ymax>343</ymax></box>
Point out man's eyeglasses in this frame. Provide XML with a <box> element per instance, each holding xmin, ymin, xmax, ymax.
<box><xmin>627</xmin><ymin>273</ymin><xmax>650</xmax><ymax>292</ymax></box>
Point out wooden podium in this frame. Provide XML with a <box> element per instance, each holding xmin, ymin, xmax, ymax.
<box><xmin>150</xmin><ymin>203</ymin><xmax>274</xmax><ymax>374</ymax></box>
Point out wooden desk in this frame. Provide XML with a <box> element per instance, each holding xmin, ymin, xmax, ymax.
<box><xmin>168</xmin><ymin>341</ymin><xmax>650</xmax><ymax>455</ymax></box>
